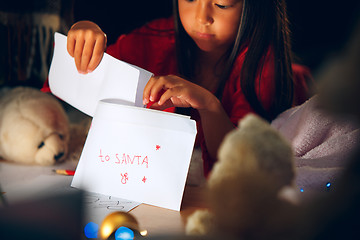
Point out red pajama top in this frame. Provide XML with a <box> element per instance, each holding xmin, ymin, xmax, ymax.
<box><xmin>42</xmin><ymin>17</ymin><xmax>312</xmax><ymax>177</ymax></box>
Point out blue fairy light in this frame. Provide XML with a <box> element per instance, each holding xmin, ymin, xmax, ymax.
<box><xmin>115</xmin><ymin>226</ymin><xmax>134</xmax><ymax>240</ymax></box>
<box><xmin>325</xmin><ymin>182</ymin><xmax>332</xmax><ymax>192</ymax></box>
<box><xmin>84</xmin><ymin>222</ymin><xmax>99</xmax><ymax>239</ymax></box>
<box><xmin>300</xmin><ymin>188</ymin><xmax>304</xmax><ymax>192</ymax></box>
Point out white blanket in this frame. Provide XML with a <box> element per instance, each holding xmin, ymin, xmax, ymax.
<box><xmin>271</xmin><ymin>96</ymin><xmax>360</xmax><ymax>193</ymax></box>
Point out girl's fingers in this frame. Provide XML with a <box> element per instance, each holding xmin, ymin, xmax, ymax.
<box><xmin>67</xmin><ymin>34</ymin><xmax>76</xmax><ymax>57</ymax></box>
<box><xmin>144</xmin><ymin>75</ymin><xmax>188</xmax><ymax>106</ymax></box>
<box><xmin>143</xmin><ymin>78</ymin><xmax>152</xmax><ymax>104</ymax></box>
<box><xmin>88</xmin><ymin>37</ymin><xmax>106</xmax><ymax>72</ymax></box>
<box><xmin>144</xmin><ymin>74</ymin><xmax>212</xmax><ymax>110</ymax></box>
<box><xmin>158</xmin><ymin>87</ymin><xmax>177</xmax><ymax>106</ymax></box>
<box><xmin>67</xmin><ymin>31</ymin><xmax>106</xmax><ymax>73</ymax></box>
<box><xmin>143</xmin><ymin>76</ymin><xmax>159</xmax><ymax>104</ymax></box>
<box><xmin>73</xmin><ymin>37</ymin><xmax>85</xmax><ymax>73</ymax></box>
<box><xmin>66</xmin><ymin>21</ymin><xmax>107</xmax><ymax>74</ymax></box>
<box><xmin>149</xmin><ymin>79</ymin><xmax>167</xmax><ymax>102</ymax></box>
<box><xmin>158</xmin><ymin>87</ymin><xmax>192</xmax><ymax>108</ymax></box>
<box><xmin>80</xmin><ymin>38</ymin><xmax>97</xmax><ymax>73</ymax></box>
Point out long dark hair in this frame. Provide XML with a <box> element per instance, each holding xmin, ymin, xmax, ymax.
<box><xmin>173</xmin><ymin>0</ymin><xmax>294</xmax><ymax>121</ymax></box>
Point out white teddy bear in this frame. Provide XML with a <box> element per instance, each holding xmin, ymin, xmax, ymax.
<box><xmin>186</xmin><ymin>114</ymin><xmax>298</xmax><ymax>238</ymax></box>
<box><xmin>0</xmin><ymin>87</ymin><xmax>70</xmax><ymax>165</ymax></box>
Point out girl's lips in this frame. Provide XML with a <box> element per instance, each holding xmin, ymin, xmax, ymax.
<box><xmin>196</xmin><ymin>32</ymin><xmax>215</xmax><ymax>39</ymax></box>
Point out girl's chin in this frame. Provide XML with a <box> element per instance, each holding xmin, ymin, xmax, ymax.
<box><xmin>194</xmin><ymin>41</ymin><xmax>217</xmax><ymax>52</ymax></box>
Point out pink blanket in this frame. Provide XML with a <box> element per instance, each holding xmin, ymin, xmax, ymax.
<box><xmin>271</xmin><ymin>96</ymin><xmax>360</xmax><ymax>193</ymax></box>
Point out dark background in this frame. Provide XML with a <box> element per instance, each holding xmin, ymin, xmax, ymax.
<box><xmin>72</xmin><ymin>0</ymin><xmax>360</xmax><ymax>72</ymax></box>
<box><xmin>1</xmin><ymin>0</ymin><xmax>359</xmax><ymax>87</ymax></box>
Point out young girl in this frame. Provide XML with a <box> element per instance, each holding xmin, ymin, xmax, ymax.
<box><xmin>52</xmin><ymin>0</ymin><xmax>311</xmax><ymax>176</ymax></box>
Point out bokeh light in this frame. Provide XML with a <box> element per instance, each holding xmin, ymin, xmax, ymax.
<box><xmin>115</xmin><ymin>226</ymin><xmax>134</xmax><ymax>240</ymax></box>
<box><xmin>84</xmin><ymin>222</ymin><xmax>99</xmax><ymax>238</ymax></box>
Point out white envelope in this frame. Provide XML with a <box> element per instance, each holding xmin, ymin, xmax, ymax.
<box><xmin>71</xmin><ymin>100</ymin><xmax>197</xmax><ymax>211</ymax></box>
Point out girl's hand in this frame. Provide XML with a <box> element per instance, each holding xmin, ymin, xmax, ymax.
<box><xmin>143</xmin><ymin>75</ymin><xmax>219</xmax><ymax>112</ymax></box>
<box><xmin>67</xmin><ymin>20</ymin><xmax>107</xmax><ymax>74</ymax></box>
<box><xmin>144</xmin><ymin>75</ymin><xmax>235</xmax><ymax>160</ymax></box>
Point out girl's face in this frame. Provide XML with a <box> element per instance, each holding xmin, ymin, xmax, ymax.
<box><xmin>178</xmin><ymin>0</ymin><xmax>243</xmax><ymax>54</ymax></box>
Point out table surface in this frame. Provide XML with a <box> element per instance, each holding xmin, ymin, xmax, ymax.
<box><xmin>0</xmin><ymin>159</ymin><xmax>209</xmax><ymax>237</ymax></box>
<box><xmin>130</xmin><ymin>185</ymin><xmax>209</xmax><ymax>236</ymax></box>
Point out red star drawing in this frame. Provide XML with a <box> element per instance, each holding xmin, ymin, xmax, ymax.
<box><xmin>156</xmin><ymin>145</ymin><xmax>161</xmax><ymax>150</ymax></box>
<box><xmin>142</xmin><ymin>176</ymin><xmax>147</xmax><ymax>183</ymax></box>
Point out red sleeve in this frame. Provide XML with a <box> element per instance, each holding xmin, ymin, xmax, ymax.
<box><xmin>105</xmin><ymin>17</ymin><xmax>177</xmax><ymax>76</ymax></box>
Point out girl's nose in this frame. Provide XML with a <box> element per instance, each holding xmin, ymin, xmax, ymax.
<box><xmin>195</xmin><ymin>2</ymin><xmax>214</xmax><ymax>26</ymax></box>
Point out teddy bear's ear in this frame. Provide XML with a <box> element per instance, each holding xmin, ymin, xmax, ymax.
<box><xmin>217</xmin><ymin>114</ymin><xmax>293</xmax><ymax>177</ymax></box>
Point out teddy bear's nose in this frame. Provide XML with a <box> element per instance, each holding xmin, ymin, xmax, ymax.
<box><xmin>54</xmin><ymin>152</ymin><xmax>64</xmax><ymax>162</ymax></box>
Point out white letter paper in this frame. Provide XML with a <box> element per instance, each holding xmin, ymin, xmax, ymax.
<box><xmin>48</xmin><ymin>32</ymin><xmax>152</xmax><ymax>117</ymax></box>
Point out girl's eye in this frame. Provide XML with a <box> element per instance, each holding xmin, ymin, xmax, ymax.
<box><xmin>215</xmin><ymin>3</ymin><xmax>231</xmax><ymax>9</ymax></box>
